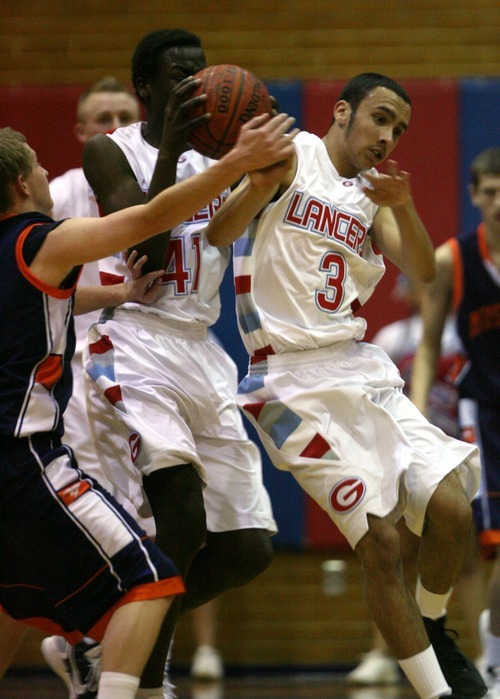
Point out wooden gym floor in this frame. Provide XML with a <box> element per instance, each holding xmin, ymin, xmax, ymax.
<box><xmin>0</xmin><ymin>670</ymin><xmax>422</xmax><ymax>698</ymax></box>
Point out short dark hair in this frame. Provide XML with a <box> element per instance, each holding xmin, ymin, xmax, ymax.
<box><xmin>337</xmin><ymin>72</ymin><xmax>411</xmax><ymax>117</ymax></box>
<box><xmin>470</xmin><ymin>147</ymin><xmax>500</xmax><ymax>188</ymax></box>
<box><xmin>131</xmin><ymin>29</ymin><xmax>202</xmax><ymax>95</ymax></box>
<box><xmin>0</xmin><ymin>127</ymin><xmax>31</xmax><ymax>213</ymax></box>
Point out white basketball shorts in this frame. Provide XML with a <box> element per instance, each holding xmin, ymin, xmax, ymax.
<box><xmin>237</xmin><ymin>339</ymin><xmax>480</xmax><ymax>549</ymax></box>
<box><xmin>84</xmin><ymin>309</ymin><xmax>276</xmax><ymax>534</ymax></box>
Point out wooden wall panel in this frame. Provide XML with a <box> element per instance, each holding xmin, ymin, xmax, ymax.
<box><xmin>0</xmin><ymin>0</ymin><xmax>498</xmax><ymax>85</ymax></box>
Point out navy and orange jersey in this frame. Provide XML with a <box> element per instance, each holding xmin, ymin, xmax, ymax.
<box><xmin>0</xmin><ymin>212</ymin><xmax>79</xmax><ymax>438</ymax></box>
<box><xmin>449</xmin><ymin>224</ymin><xmax>500</xmax><ymax>408</ymax></box>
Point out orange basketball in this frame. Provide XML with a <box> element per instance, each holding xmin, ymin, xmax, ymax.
<box><xmin>187</xmin><ymin>64</ymin><xmax>272</xmax><ymax>160</ymax></box>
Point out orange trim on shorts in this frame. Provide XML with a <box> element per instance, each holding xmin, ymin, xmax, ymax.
<box><xmin>87</xmin><ymin>576</ymin><xmax>185</xmax><ymax>642</ymax></box>
<box><xmin>448</xmin><ymin>238</ymin><xmax>463</xmax><ymax>310</ymax></box>
<box><xmin>0</xmin><ymin>610</ymin><xmax>84</xmax><ymax>645</ymax></box>
<box><xmin>0</xmin><ymin>577</ymin><xmax>185</xmax><ymax>644</ymax></box>
<box><xmin>35</xmin><ymin>354</ymin><xmax>64</xmax><ymax>390</ymax></box>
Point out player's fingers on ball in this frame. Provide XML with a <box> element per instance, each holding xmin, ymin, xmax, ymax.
<box><xmin>180</xmin><ymin>93</ymin><xmax>207</xmax><ymax>112</ymax></box>
<box><xmin>269</xmin><ymin>95</ymin><xmax>280</xmax><ymax>115</ymax></box>
<box><xmin>174</xmin><ymin>76</ymin><xmax>199</xmax><ymax>94</ymax></box>
<box><xmin>134</xmin><ymin>254</ymin><xmax>148</xmax><ymax>269</ymax></box>
<box><xmin>244</xmin><ymin>113</ymin><xmax>271</xmax><ymax>130</ymax></box>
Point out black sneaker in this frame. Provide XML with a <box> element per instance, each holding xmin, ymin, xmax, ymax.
<box><xmin>71</xmin><ymin>638</ymin><xmax>101</xmax><ymax>699</ymax></box>
<box><xmin>41</xmin><ymin>635</ymin><xmax>101</xmax><ymax>699</ymax></box>
<box><xmin>424</xmin><ymin>616</ymin><xmax>488</xmax><ymax>698</ymax></box>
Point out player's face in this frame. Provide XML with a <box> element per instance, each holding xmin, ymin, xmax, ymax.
<box><xmin>470</xmin><ymin>174</ymin><xmax>500</xmax><ymax>235</ymax></box>
<box><xmin>76</xmin><ymin>92</ymin><xmax>141</xmax><ymax>142</ymax></box>
<box><xmin>337</xmin><ymin>87</ymin><xmax>410</xmax><ymax>176</ymax></box>
<box><xmin>25</xmin><ymin>147</ymin><xmax>53</xmax><ymax>214</ymax></box>
<box><xmin>151</xmin><ymin>46</ymin><xmax>207</xmax><ymax>112</ymax></box>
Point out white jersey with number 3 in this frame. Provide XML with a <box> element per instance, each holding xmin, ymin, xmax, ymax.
<box><xmin>233</xmin><ymin>131</ymin><xmax>384</xmax><ymax>356</ymax></box>
<box><xmin>101</xmin><ymin>121</ymin><xmax>231</xmax><ymax>327</ymax></box>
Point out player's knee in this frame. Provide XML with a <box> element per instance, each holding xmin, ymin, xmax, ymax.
<box><xmin>356</xmin><ymin>515</ymin><xmax>402</xmax><ymax>573</ymax></box>
<box><xmin>238</xmin><ymin>529</ymin><xmax>273</xmax><ymax>582</ymax></box>
<box><xmin>427</xmin><ymin>472</ymin><xmax>472</xmax><ymax>539</ymax></box>
<box><xmin>144</xmin><ymin>465</ymin><xmax>207</xmax><ymax>572</ymax></box>
<box><xmin>213</xmin><ymin>528</ymin><xmax>273</xmax><ymax>588</ymax></box>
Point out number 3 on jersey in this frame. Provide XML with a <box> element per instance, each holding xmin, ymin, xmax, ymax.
<box><xmin>316</xmin><ymin>251</ymin><xmax>346</xmax><ymax>313</ymax></box>
<box><xmin>161</xmin><ymin>233</ymin><xmax>201</xmax><ymax>295</ymax></box>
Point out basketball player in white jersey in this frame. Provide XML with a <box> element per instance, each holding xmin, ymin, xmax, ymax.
<box><xmin>72</xmin><ymin>29</ymin><xmax>285</xmax><ymax>699</ymax></box>
<box><xmin>206</xmin><ymin>73</ymin><xmax>486</xmax><ymax>698</ymax></box>
<box><xmin>50</xmin><ymin>76</ymin><xmax>141</xmax><ymax>491</ymax></box>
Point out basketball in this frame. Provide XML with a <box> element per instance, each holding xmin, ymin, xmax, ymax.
<box><xmin>187</xmin><ymin>64</ymin><xmax>272</xmax><ymax>160</ymax></box>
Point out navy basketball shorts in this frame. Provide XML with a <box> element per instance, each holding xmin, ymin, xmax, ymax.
<box><xmin>0</xmin><ymin>433</ymin><xmax>184</xmax><ymax>642</ymax></box>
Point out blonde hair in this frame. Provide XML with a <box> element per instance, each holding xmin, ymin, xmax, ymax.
<box><xmin>76</xmin><ymin>76</ymin><xmax>137</xmax><ymax>122</ymax></box>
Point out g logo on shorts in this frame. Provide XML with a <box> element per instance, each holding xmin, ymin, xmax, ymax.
<box><xmin>329</xmin><ymin>477</ymin><xmax>366</xmax><ymax>513</ymax></box>
<box><xmin>128</xmin><ymin>431</ymin><xmax>142</xmax><ymax>464</ymax></box>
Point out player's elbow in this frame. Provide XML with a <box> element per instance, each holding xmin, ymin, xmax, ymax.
<box><xmin>206</xmin><ymin>223</ymin><xmax>229</xmax><ymax>247</ymax></box>
<box><xmin>420</xmin><ymin>257</ymin><xmax>437</xmax><ymax>284</ymax></box>
<box><xmin>412</xmin><ymin>255</ymin><xmax>437</xmax><ymax>285</ymax></box>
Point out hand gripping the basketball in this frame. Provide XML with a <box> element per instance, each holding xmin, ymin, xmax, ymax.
<box><xmin>160</xmin><ymin>75</ymin><xmax>211</xmax><ymax>158</ymax></box>
<box><xmin>227</xmin><ymin>112</ymin><xmax>298</xmax><ymax>173</ymax></box>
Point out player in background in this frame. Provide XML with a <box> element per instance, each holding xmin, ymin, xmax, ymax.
<box><xmin>411</xmin><ymin>147</ymin><xmax>500</xmax><ymax>697</ymax></box>
<box><xmin>206</xmin><ymin>73</ymin><xmax>487</xmax><ymax>698</ymax></box>
<box><xmin>348</xmin><ymin>275</ymin><xmax>485</xmax><ymax>685</ymax></box>
<box><xmin>39</xmin><ymin>29</ymin><xmax>294</xmax><ymax>699</ymax></box>
<box><xmin>0</xmin><ymin>117</ymin><xmax>295</xmax><ymax>697</ymax></box>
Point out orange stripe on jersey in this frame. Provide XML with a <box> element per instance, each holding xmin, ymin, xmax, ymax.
<box><xmin>448</xmin><ymin>238</ymin><xmax>464</xmax><ymax>310</ymax></box>
<box><xmin>57</xmin><ymin>479</ymin><xmax>91</xmax><ymax>506</ymax></box>
<box><xmin>14</xmin><ymin>223</ymin><xmax>76</xmax><ymax>298</ymax></box>
<box><xmin>35</xmin><ymin>354</ymin><xmax>63</xmax><ymax>389</ymax></box>
<box><xmin>477</xmin><ymin>223</ymin><xmax>491</xmax><ymax>262</ymax></box>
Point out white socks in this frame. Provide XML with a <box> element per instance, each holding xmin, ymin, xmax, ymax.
<box><xmin>97</xmin><ymin>672</ymin><xmax>140</xmax><ymax>699</ymax></box>
<box><xmin>416</xmin><ymin>577</ymin><xmax>453</xmax><ymax>620</ymax></box>
<box><xmin>398</xmin><ymin>645</ymin><xmax>451</xmax><ymax>698</ymax></box>
<box><xmin>481</xmin><ymin>609</ymin><xmax>500</xmax><ymax>671</ymax></box>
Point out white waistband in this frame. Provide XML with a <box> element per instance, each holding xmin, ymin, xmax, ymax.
<box><xmin>249</xmin><ymin>340</ymin><xmax>355</xmax><ymax>374</ymax></box>
<box><xmin>102</xmin><ymin>307</ymin><xmax>209</xmax><ymax>340</ymax></box>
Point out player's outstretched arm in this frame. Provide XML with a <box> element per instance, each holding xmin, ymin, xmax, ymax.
<box><xmin>410</xmin><ymin>242</ymin><xmax>454</xmax><ymax>414</ymax></box>
<box><xmin>30</xmin><ymin>112</ymin><xmax>297</xmax><ymax>287</ymax></box>
<box><xmin>206</xmin><ymin>147</ymin><xmax>297</xmax><ymax>247</ymax></box>
<box><xmin>74</xmin><ymin>252</ymin><xmax>164</xmax><ymax>315</ymax></box>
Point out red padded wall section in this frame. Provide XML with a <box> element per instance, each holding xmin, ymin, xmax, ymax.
<box><xmin>302</xmin><ymin>79</ymin><xmax>459</xmax><ymax>550</ymax></box>
<box><xmin>0</xmin><ymin>86</ymin><xmax>87</xmax><ymax>179</ymax></box>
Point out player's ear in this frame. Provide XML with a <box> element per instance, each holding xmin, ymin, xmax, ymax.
<box><xmin>468</xmin><ymin>182</ymin><xmax>479</xmax><ymax>207</ymax></box>
<box><xmin>334</xmin><ymin>100</ymin><xmax>350</xmax><ymax>127</ymax></box>
<box><xmin>16</xmin><ymin>173</ymin><xmax>30</xmax><ymax>197</ymax></box>
<box><xmin>74</xmin><ymin>122</ymin><xmax>86</xmax><ymax>144</ymax></box>
<box><xmin>134</xmin><ymin>76</ymin><xmax>150</xmax><ymax>104</ymax></box>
